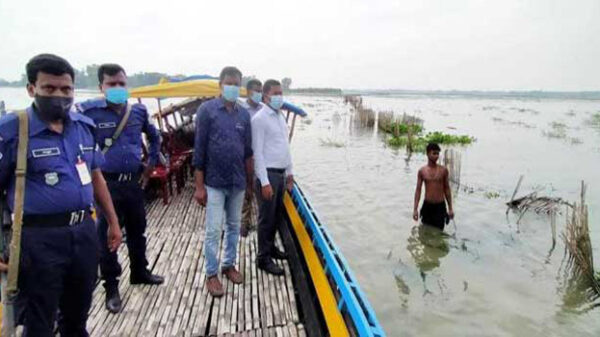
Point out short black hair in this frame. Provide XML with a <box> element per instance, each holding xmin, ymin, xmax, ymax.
<box><xmin>26</xmin><ymin>54</ymin><xmax>75</xmax><ymax>84</ymax></box>
<box><xmin>246</xmin><ymin>79</ymin><xmax>262</xmax><ymax>91</ymax></box>
<box><xmin>98</xmin><ymin>63</ymin><xmax>126</xmax><ymax>84</ymax></box>
<box><xmin>426</xmin><ymin>143</ymin><xmax>441</xmax><ymax>153</ymax></box>
<box><xmin>262</xmin><ymin>79</ymin><xmax>281</xmax><ymax>95</ymax></box>
<box><xmin>219</xmin><ymin>66</ymin><xmax>242</xmax><ymax>84</ymax></box>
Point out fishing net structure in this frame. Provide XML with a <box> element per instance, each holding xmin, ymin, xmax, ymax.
<box><xmin>443</xmin><ymin>149</ymin><xmax>462</xmax><ymax>187</ymax></box>
<box><xmin>560</xmin><ymin>182</ymin><xmax>600</xmax><ymax>308</ymax></box>
<box><xmin>507</xmin><ymin>179</ymin><xmax>599</xmax><ymax>308</ymax></box>
<box><xmin>345</xmin><ymin>95</ymin><xmax>375</xmax><ymax>128</ymax></box>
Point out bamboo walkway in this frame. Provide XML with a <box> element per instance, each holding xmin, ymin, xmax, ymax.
<box><xmin>87</xmin><ymin>184</ymin><xmax>306</xmax><ymax>337</ymax></box>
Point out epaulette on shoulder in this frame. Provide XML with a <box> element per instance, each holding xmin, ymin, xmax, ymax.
<box><xmin>70</xmin><ymin>111</ymin><xmax>97</xmax><ymax>128</ymax></box>
<box><xmin>76</xmin><ymin>98</ymin><xmax>106</xmax><ymax>113</ymax></box>
<box><xmin>0</xmin><ymin>113</ymin><xmax>19</xmax><ymax>142</ymax></box>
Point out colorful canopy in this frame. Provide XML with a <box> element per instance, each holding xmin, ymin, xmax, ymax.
<box><xmin>130</xmin><ymin>79</ymin><xmax>247</xmax><ymax>99</ymax></box>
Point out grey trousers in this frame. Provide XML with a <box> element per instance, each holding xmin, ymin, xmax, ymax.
<box><xmin>255</xmin><ymin>170</ymin><xmax>286</xmax><ymax>264</ymax></box>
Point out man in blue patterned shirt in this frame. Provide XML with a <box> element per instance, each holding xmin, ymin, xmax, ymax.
<box><xmin>193</xmin><ymin>66</ymin><xmax>253</xmax><ymax>297</ymax></box>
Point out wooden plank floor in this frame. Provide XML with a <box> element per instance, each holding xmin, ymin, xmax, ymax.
<box><xmin>88</xmin><ymin>183</ymin><xmax>307</xmax><ymax>337</ymax></box>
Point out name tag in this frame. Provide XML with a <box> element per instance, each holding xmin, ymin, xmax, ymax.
<box><xmin>98</xmin><ymin>122</ymin><xmax>117</xmax><ymax>129</ymax></box>
<box><xmin>81</xmin><ymin>146</ymin><xmax>95</xmax><ymax>152</ymax></box>
<box><xmin>235</xmin><ymin>123</ymin><xmax>244</xmax><ymax>130</ymax></box>
<box><xmin>32</xmin><ymin>147</ymin><xmax>61</xmax><ymax>158</ymax></box>
<box><xmin>76</xmin><ymin>159</ymin><xmax>92</xmax><ymax>185</ymax></box>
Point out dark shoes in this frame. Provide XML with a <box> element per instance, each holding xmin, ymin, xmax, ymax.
<box><xmin>222</xmin><ymin>266</ymin><xmax>244</xmax><ymax>284</ymax></box>
<box><xmin>258</xmin><ymin>260</ymin><xmax>284</xmax><ymax>276</ymax></box>
<box><xmin>105</xmin><ymin>286</ymin><xmax>122</xmax><ymax>314</ymax></box>
<box><xmin>206</xmin><ymin>276</ymin><xmax>224</xmax><ymax>297</ymax></box>
<box><xmin>272</xmin><ymin>248</ymin><xmax>287</xmax><ymax>260</ymax></box>
<box><xmin>130</xmin><ymin>269</ymin><xmax>165</xmax><ymax>285</ymax></box>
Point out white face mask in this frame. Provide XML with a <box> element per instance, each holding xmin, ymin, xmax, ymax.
<box><xmin>269</xmin><ymin>95</ymin><xmax>283</xmax><ymax>110</ymax></box>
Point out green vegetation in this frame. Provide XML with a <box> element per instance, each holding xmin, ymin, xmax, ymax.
<box><xmin>387</xmin><ymin>129</ymin><xmax>475</xmax><ymax>152</ymax></box>
<box><xmin>543</xmin><ymin>121</ymin><xmax>570</xmax><ymax>140</ymax></box>
<box><xmin>589</xmin><ymin>113</ymin><xmax>600</xmax><ymax>127</ymax></box>
<box><xmin>0</xmin><ymin>64</ymin><xmax>169</xmax><ymax>89</ymax></box>
<box><xmin>288</xmin><ymin>88</ymin><xmax>343</xmax><ymax>96</ymax></box>
<box><xmin>485</xmin><ymin>191</ymin><xmax>501</xmax><ymax>199</ymax></box>
<box><xmin>380</xmin><ymin>121</ymin><xmax>423</xmax><ymax>136</ymax></box>
<box><xmin>319</xmin><ymin>138</ymin><xmax>345</xmax><ymax>148</ymax></box>
<box><xmin>425</xmin><ymin>131</ymin><xmax>474</xmax><ymax>145</ymax></box>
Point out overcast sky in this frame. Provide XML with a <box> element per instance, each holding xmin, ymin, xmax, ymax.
<box><xmin>1</xmin><ymin>0</ymin><xmax>598</xmax><ymax>91</ymax></box>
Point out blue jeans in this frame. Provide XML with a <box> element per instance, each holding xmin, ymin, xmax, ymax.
<box><xmin>204</xmin><ymin>185</ymin><xmax>245</xmax><ymax>277</ymax></box>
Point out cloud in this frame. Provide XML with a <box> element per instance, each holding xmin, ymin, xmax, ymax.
<box><xmin>0</xmin><ymin>0</ymin><xmax>599</xmax><ymax>90</ymax></box>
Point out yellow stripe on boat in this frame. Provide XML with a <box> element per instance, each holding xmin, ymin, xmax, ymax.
<box><xmin>283</xmin><ymin>193</ymin><xmax>350</xmax><ymax>337</ymax></box>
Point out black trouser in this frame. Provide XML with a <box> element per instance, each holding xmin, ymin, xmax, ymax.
<box><xmin>98</xmin><ymin>178</ymin><xmax>149</xmax><ymax>289</ymax></box>
<box><xmin>255</xmin><ymin>169</ymin><xmax>286</xmax><ymax>265</ymax></box>
<box><xmin>16</xmin><ymin>217</ymin><xmax>99</xmax><ymax>337</ymax></box>
<box><xmin>420</xmin><ymin>201</ymin><xmax>449</xmax><ymax>230</ymax></box>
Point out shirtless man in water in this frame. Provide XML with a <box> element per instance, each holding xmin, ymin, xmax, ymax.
<box><xmin>412</xmin><ymin>143</ymin><xmax>454</xmax><ymax>230</ymax></box>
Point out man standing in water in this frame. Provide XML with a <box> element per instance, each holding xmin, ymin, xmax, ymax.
<box><xmin>413</xmin><ymin>143</ymin><xmax>454</xmax><ymax>230</ymax></box>
<box><xmin>193</xmin><ymin>66</ymin><xmax>253</xmax><ymax>297</ymax></box>
<box><xmin>0</xmin><ymin>54</ymin><xmax>122</xmax><ymax>336</ymax></box>
<box><xmin>252</xmin><ymin>79</ymin><xmax>293</xmax><ymax>275</ymax></box>
<box><xmin>239</xmin><ymin>79</ymin><xmax>263</xmax><ymax>236</ymax></box>
<box><xmin>78</xmin><ymin>63</ymin><xmax>164</xmax><ymax>314</ymax></box>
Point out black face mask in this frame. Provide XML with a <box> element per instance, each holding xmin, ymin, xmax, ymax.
<box><xmin>34</xmin><ymin>95</ymin><xmax>73</xmax><ymax>122</ymax></box>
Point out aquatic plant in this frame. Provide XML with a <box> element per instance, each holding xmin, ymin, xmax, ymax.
<box><xmin>424</xmin><ymin>132</ymin><xmax>474</xmax><ymax>145</ymax></box>
<box><xmin>588</xmin><ymin>113</ymin><xmax>600</xmax><ymax>128</ymax></box>
<box><xmin>543</xmin><ymin>123</ymin><xmax>568</xmax><ymax>139</ymax></box>
<box><xmin>550</xmin><ymin>121</ymin><xmax>567</xmax><ymax>129</ymax></box>
<box><xmin>378</xmin><ymin>112</ymin><xmax>423</xmax><ymax>136</ymax></box>
<box><xmin>485</xmin><ymin>191</ymin><xmax>500</xmax><ymax>199</ymax></box>
<box><xmin>569</xmin><ymin>137</ymin><xmax>583</xmax><ymax>145</ymax></box>
<box><xmin>562</xmin><ymin>182</ymin><xmax>600</xmax><ymax>308</ymax></box>
<box><xmin>319</xmin><ymin>138</ymin><xmax>345</xmax><ymax>148</ymax></box>
<box><xmin>387</xmin><ymin>132</ymin><xmax>474</xmax><ymax>150</ymax></box>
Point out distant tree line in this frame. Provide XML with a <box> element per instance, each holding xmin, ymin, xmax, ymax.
<box><xmin>0</xmin><ymin>64</ymin><xmax>169</xmax><ymax>89</ymax></box>
<box><xmin>1</xmin><ymin>68</ymin><xmax>344</xmax><ymax>96</ymax></box>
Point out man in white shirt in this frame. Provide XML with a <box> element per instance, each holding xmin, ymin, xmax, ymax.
<box><xmin>239</xmin><ymin>79</ymin><xmax>263</xmax><ymax>236</ymax></box>
<box><xmin>251</xmin><ymin>79</ymin><xmax>293</xmax><ymax>275</ymax></box>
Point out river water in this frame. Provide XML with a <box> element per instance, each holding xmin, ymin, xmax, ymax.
<box><xmin>1</xmin><ymin>88</ymin><xmax>599</xmax><ymax>336</ymax></box>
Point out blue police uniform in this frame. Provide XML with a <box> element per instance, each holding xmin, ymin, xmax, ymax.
<box><xmin>0</xmin><ymin>105</ymin><xmax>104</xmax><ymax>337</ymax></box>
<box><xmin>77</xmin><ymin>98</ymin><xmax>160</xmax><ymax>288</ymax></box>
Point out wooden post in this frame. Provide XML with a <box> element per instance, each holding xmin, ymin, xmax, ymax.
<box><xmin>157</xmin><ymin>98</ymin><xmax>164</xmax><ymax>132</ymax></box>
<box><xmin>0</xmin><ymin>100</ymin><xmax>5</xmax><ymax>116</ymax></box>
<box><xmin>288</xmin><ymin>113</ymin><xmax>297</xmax><ymax>143</ymax></box>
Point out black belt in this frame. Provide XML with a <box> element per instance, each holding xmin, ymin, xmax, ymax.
<box><xmin>267</xmin><ymin>168</ymin><xmax>286</xmax><ymax>174</ymax></box>
<box><xmin>103</xmin><ymin>171</ymin><xmax>140</xmax><ymax>183</ymax></box>
<box><xmin>23</xmin><ymin>209</ymin><xmax>92</xmax><ymax>227</ymax></box>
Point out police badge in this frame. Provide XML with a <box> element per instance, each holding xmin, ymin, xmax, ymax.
<box><xmin>45</xmin><ymin>172</ymin><xmax>59</xmax><ymax>186</ymax></box>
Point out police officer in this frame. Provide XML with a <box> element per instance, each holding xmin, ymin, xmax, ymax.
<box><xmin>78</xmin><ymin>63</ymin><xmax>164</xmax><ymax>314</ymax></box>
<box><xmin>0</xmin><ymin>54</ymin><xmax>122</xmax><ymax>336</ymax></box>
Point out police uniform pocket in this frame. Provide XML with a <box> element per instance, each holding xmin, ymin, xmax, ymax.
<box><xmin>124</xmin><ymin>122</ymin><xmax>143</xmax><ymax>144</ymax></box>
<box><xmin>80</xmin><ymin>143</ymin><xmax>96</xmax><ymax>164</ymax></box>
<box><xmin>28</xmin><ymin>147</ymin><xmax>63</xmax><ymax>173</ymax></box>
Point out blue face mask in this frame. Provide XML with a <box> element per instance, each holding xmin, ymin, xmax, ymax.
<box><xmin>269</xmin><ymin>95</ymin><xmax>284</xmax><ymax>110</ymax></box>
<box><xmin>105</xmin><ymin>87</ymin><xmax>129</xmax><ymax>104</ymax></box>
<box><xmin>222</xmin><ymin>85</ymin><xmax>240</xmax><ymax>102</ymax></box>
<box><xmin>250</xmin><ymin>91</ymin><xmax>262</xmax><ymax>104</ymax></box>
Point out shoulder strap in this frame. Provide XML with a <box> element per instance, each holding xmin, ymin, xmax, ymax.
<box><xmin>102</xmin><ymin>104</ymin><xmax>132</xmax><ymax>155</ymax></box>
<box><xmin>7</xmin><ymin>110</ymin><xmax>28</xmax><ymax>295</ymax></box>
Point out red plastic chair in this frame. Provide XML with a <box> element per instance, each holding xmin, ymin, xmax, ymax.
<box><xmin>149</xmin><ymin>165</ymin><xmax>172</xmax><ymax>204</ymax></box>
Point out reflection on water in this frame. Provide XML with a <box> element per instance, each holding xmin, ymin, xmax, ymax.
<box><xmin>2</xmin><ymin>88</ymin><xmax>600</xmax><ymax>335</ymax></box>
<box><xmin>407</xmin><ymin>225</ymin><xmax>450</xmax><ymax>274</ymax></box>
